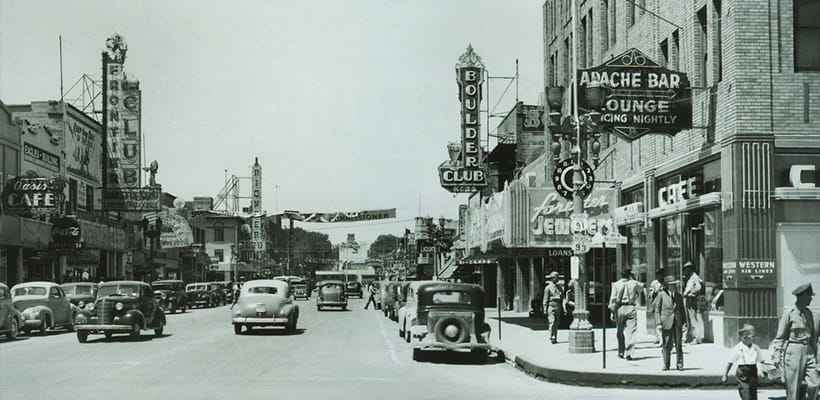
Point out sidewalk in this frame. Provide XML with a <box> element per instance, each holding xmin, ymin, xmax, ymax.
<box><xmin>486</xmin><ymin>309</ymin><xmax>780</xmax><ymax>389</ymax></box>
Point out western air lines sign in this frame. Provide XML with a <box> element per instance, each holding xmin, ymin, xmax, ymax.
<box><xmin>578</xmin><ymin>48</ymin><xmax>692</xmax><ymax>141</ymax></box>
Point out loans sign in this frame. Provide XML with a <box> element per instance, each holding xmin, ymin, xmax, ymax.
<box><xmin>578</xmin><ymin>48</ymin><xmax>691</xmax><ymax>141</ymax></box>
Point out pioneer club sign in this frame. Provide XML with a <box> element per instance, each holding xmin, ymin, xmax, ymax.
<box><xmin>440</xmin><ymin>45</ymin><xmax>488</xmax><ymax>193</ymax></box>
<box><xmin>578</xmin><ymin>48</ymin><xmax>692</xmax><ymax>141</ymax></box>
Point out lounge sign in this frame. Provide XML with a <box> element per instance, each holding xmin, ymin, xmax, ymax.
<box><xmin>578</xmin><ymin>48</ymin><xmax>692</xmax><ymax>141</ymax></box>
<box><xmin>440</xmin><ymin>45</ymin><xmax>488</xmax><ymax>193</ymax></box>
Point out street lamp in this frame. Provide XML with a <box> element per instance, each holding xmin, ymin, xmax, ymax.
<box><xmin>546</xmin><ymin>80</ymin><xmax>605</xmax><ymax>353</ymax></box>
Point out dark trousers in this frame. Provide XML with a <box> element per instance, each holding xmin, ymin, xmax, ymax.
<box><xmin>364</xmin><ymin>294</ymin><xmax>377</xmax><ymax>309</ymax></box>
<box><xmin>736</xmin><ymin>365</ymin><xmax>757</xmax><ymax>400</ymax></box>
<box><xmin>660</xmin><ymin>319</ymin><xmax>684</xmax><ymax>369</ymax></box>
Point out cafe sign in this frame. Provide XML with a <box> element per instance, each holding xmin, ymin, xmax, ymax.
<box><xmin>2</xmin><ymin>177</ymin><xmax>62</xmax><ymax>215</ymax></box>
<box><xmin>578</xmin><ymin>48</ymin><xmax>692</xmax><ymax>141</ymax></box>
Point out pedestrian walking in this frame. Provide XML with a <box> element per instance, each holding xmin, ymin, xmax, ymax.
<box><xmin>722</xmin><ymin>324</ymin><xmax>768</xmax><ymax>400</ymax></box>
<box><xmin>609</xmin><ymin>269</ymin><xmax>641</xmax><ymax>360</ymax></box>
<box><xmin>364</xmin><ymin>282</ymin><xmax>379</xmax><ymax>310</ymax></box>
<box><xmin>771</xmin><ymin>283</ymin><xmax>819</xmax><ymax>400</ymax></box>
<box><xmin>542</xmin><ymin>271</ymin><xmax>563</xmax><ymax>344</ymax></box>
<box><xmin>648</xmin><ymin>269</ymin><xmax>664</xmax><ymax>345</ymax></box>
<box><xmin>655</xmin><ymin>275</ymin><xmax>686</xmax><ymax>371</ymax></box>
<box><xmin>682</xmin><ymin>262</ymin><xmax>704</xmax><ymax>344</ymax></box>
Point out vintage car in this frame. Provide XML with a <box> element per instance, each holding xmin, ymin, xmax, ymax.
<box><xmin>316</xmin><ymin>280</ymin><xmax>347</xmax><ymax>311</ymax></box>
<box><xmin>75</xmin><ymin>281</ymin><xmax>166</xmax><ymax>342</ymax></box>
<box><xmin>61</xmin><ymin>282</ymin><xmax>98</xmax><ymax>316</ymax></box>
<box><xmin>406</xmin><ymin>282</ymin><xmax>491</xmax><ymax>361</ymax></box>
<box><xmin>382</xmin><ymin>281</ymin><xmax>406</xmax><ymax>321</ymax></box>
<box><xmin>11</xmin><ymin>281</ymin><xmax>75</xmax><ymax>334</ymax></box>
<box><xmin>152</xmin><ymin>280</ymin><xmax>187</xmax><ymax>313</ymax></box>
<box><xmin>398</xmin><ymin>282</ymin><xmax>421</xmax><ymax>340</ymax></box>
<box><xmin>213</xmin><ymin>281</ymin><xmax>234</xmax><ymax>303</ymax></box>
<box><xmin>345</xmin><ymin>281</ymin><xmax>363</xmax><ymax>299</ymax></box>
<box><xmin>186</xmin><ymin>283</ymin><xmax>216</xmax><ymax>308</ymax></box>
<box><xmin>231</xmin><ymin>279</ymin><xmax>298</xmax><ymax>334</ymax></box>
<box><xmin>207</xmin><ymin>282</ymin><xmax>227</xmax><ymax>306</ymax></box>
<box><xmin>290</xmin><ymin>278</ymin><xmax>309</xmax><ymax>300</ymax></box>
<box><xmin>0</xmin><ymin>282</ymin><xmax>23</xmax><ymax>340</ymax></box>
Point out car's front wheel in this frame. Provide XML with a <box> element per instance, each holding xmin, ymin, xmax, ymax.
<box><xmin>154</xmin><ymin>325</ymin><xmax>164</xmax><ymax>337</ymax></box>
<box><xmin>7</xmin><ymin>319</ymin><xmax>18</xmax><ymax>340</ymax></box>
<box><xmin>471</xmin><ymin>349</ymin><xmax>489</xmax><ymax>363</ymax></box>
<box><xmin>234</xmin><ymin>324</ymin><xmax>242</xmax><ymax>335</ymax></box>
<box><xmin>77</xmin><ymin>331</ymin><xmax>88</xmax><ymax>343</ymax></box>
<box><xmin>104</xmin><ymin>332</ymin><xmax>114</xmax><ymax>339</ymax></box>
<box><xmin>129</xmin><ymin>323</ymin><xmax>140</xmax><ymax>340</ymax></box>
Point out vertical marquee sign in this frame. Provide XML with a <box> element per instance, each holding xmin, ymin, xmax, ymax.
<box><xmin>250</xmin><ymin>158</ymin><xmax>265</xmax><ymax>258</ymax></box>
<box><xmin>101</xmin><ymin>34</ymin><xmax>158</xmax><ymax>211</ymax></box>
<box><xmin>439</xmin><ymin>45</ymin><xmax>488</xmax><ymax>193</ymax></box>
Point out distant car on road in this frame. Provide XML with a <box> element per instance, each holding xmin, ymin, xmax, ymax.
<box><xmin>74</xmin><ymin>281</ymin><xmax>166</xmax><ymax>343</ymax></box>
<box><xmin>345</xmin><ymin>281</ymin><xmax>363</xmax><ymax>299</ymax></box>
<box><xmin>290</xmin><ymin>278</ymin><xmax>309</xmax><ymax>300</ymax></box>
<box><xmin>316</xmin><ymin>280</ymin><xmax>347</xmax><ymax>311</ymax></box>
<box><xmin>0</xmin><ymin>282</ymin><xmax>23</xmax><ymax>340</ymax></box>
<box><xmin>186</xmin><ymin>283</ymin><xmax>215</xmax><ymax>308</ymax></box>
<box><xmin>207</xmin><ymin>282</ymin><xmax>226</xmax><ymax>306</ymax></box>
<box><xmin>231</xmin><ymin>279</ymin><xmax>298</xmax><ymax>334</ymax></box>
<box><xmin>61</xmin><ymin>282</ymin><xmax>98</xmax><ymax>315</ymax></box>
<box><xmin>406</xmin><ymin>281</ymin><xmax>491</xmax><ymax>361</ymax></box>
<box><xmin>11</xmin><ymin>281</ymin><xmax>75</xmax><ymax>334</ymax></box>
<box><xmin>152</xmin><ymin>280</ymin><xmax>187</xmax><ymax>313</ymax></box>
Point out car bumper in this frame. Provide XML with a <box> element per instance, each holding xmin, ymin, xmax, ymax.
<box><xmin>22</xmin><ymin>319</ymin><xmax>43</xmax><ymax>328</ymax></box>
<box><xmin>232</xmin><ymin>317</ymin><xmax>289</xmax><ymax>325</ymax></box>
<box><xmin>75</xmin><ymin>324</ymin><xmax>133</xmax><ymax>332</ymax></box>
<box><xmin>317</xmin><ymin>301</ymin><xmax>347</xmax><ymax>306</ymax></box>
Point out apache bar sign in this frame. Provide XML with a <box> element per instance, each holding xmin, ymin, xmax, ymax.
<box><xmin>578</xmin><ymin>48</ymin><xmax>691</xmax><ymax>141</ymax></box>
<box><xmin>440</xmin><ymin>45</ymin><xmax>488</xmax><ymax>193</ymax></box>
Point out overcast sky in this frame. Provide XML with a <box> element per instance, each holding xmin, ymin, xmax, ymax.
<box><xmin>0</xmin><ymin>0</ymin><xmax>544</xmax><ymax>246</ymax></box>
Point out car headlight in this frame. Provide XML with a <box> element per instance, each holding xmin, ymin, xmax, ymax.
<box><xmin>115</xmin><ymin>302</ymin><xmax>124</xmax><ymax>311</ymax></box>
<box><xmin>87</xmin><ymin>302</ymin><xmax>95</xmax><ymax>311</ymax></box>
<box><xmin>78</xmin><ymin>300</ymin><xmax>85</xmax><ymax>308</ymax></box>
<box><xmin>161</xmin><ymin>293</ymin><xmax>168</xmax><ymax>299</ymax></box>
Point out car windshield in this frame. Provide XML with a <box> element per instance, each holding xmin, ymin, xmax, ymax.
<box><xmin>63</xmin><ymin>285</ymin><xmax>95</xmax><ymax>295</ymax></box>
<box><xmin>12</xmin><ymin>286</ymin><xmax>47</xmax><ymax>296</ymax></box>
<box><xmin>98</xmin><ymin>284</ymin><xmax>141</xmax><ymax>297</ymax></box>
<box><xmin>153</xmin><ymin>283</ymin><xmax>175</xmax><ymax>290</ymax></box>
<box><xmin>187</xmin><ymin>284</ymin><xmax>206</xmax><ymax>291</ymax></box>
<box><xmin>248</xmin><ymin>286</ymin><xmax>277</xmax><ymax>295</ymax></box>
<box><xmin>347</xmin><ymin>282</ymin><xmax>360</xmax><ymax>288</ymax></box>
<box><xmin>322</xmin><ymin>284</ymin><xmax>343</xmax><ymax>290</ymax></box>
<box><xmin>432</xmin><ymin>291</ymin><xmax>472</xmax><ymax>305</ymax></box>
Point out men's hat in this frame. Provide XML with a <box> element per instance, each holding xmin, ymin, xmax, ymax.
<box><xmin>792</xmin><ymin>283</ymin><xmax>814</xmax><ymax>296</ymax></box>
<box><xmin>546</xmin><ymin>271</ymin><xmax>559</xmax><ymax>279</ymax></box>
<box><xmin>664</xmin><ymin>275</ymin><xmax>680</xmax><ymax>285</ymax></box>
<box><xmin>683</xmin><ymin>262</ymin><xmax>694</xmax><ymax>269</ymax></box>
<box><xmin>620</xmin><ymin>269</ymin><xmax>632</xmax><ymax>278</ymax></box>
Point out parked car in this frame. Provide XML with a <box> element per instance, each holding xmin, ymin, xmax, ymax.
<box><xmin>61</xmin><ymin>282</ymin><xmax>98</xmax><ymax>316</ymax></box>
<box><xmin>0</xmin><ymin>282</ymin><xmax>23</xmax><ymax>340</ymax></box>
<box><xmin>345</xmin><ymin>281</ymin><xmax>363</xmax><ymax>299</ymax></box>
<box><xmin>152</xmin><ymin>280</ymin><xmax>187</xmax><ymax>313</ymax></box>
<box><xmin>398</xmin><ymin>282</ymin><xmax>420</xmax><ymax>340</ymax></box>
<box><xmin>291</xmin><ymin>278</ymin><xmax>309</xmax><ymax>300</ymax></box>
<box><xmin>207</xmin><ymin>282</ymin><xmax>227</xmax><ymax>306</ymax></box>
<box><xmin>214</xmin><ymin>281</ymin><xmax>234</xmax><ymax>303</ymax></box>
<box><xmin>231</xmin><ymin>279</ymin><xmax>298</xmax><ymax>334</ymax></box>
<box><xmin>74</xmin><ymin>280</ymin><xmax>166</xmax><ymax>342</ymax></box>
<box><xmin>11</xmin><ymin>281</ymin><xmax>75</xmax><ymax>334</ymax></box>
<box><xmin>382</xmin><ymin>281</ymin><xmax>406</xmax><ymax>321</ymax></box>
<box><xmin>316</xmin><ymin>280</ymin><xmax>347</xmax><ymax>311</ymax></box>
<box><xmin>406</xmin><ymin>281</ymin><xmax>491</xmax><ymax>361</ymax></box>
<box><xmin>186</xmin><ymin>283</ymin><xmax>215</xmax><ymax>308</ymax></box>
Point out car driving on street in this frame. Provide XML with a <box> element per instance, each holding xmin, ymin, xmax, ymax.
<box><xmin>231</xmin><ymin>279</ymin><xmax>298</xmax><ymax>334</ymax></box>
<box><xmin>316</xmin><ymin>280</ymin><xmax>347</xmax><ymax>311</ymax></box>
<box><xmin>74</xmin><ymin>281</ymin><xmax>166</xmax><ymax>342</ymax></box>
<box><xmin>61</xmin><ymin>282</ymin><xmax>98</xmax><ymax>316</ymax></box>
<box><xmin>152</xmin><ymin>280</ymin><xmax>187</xmax><ymax>313</ymax></box>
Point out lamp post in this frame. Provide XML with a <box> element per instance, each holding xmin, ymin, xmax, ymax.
<box><xmin>546</xmin><ymin>80</ymin><xmax>605</xmax><ymax>353</ymax></box>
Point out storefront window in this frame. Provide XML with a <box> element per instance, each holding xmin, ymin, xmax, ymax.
<box><xmin>624</xmin><ymin>223</ymin><xmax>648</xmax><ymax>283</ymax></box>
<box><xmin>659</xmin><ymin>215</ymin><xmax>683</xmax><ymax>278</ymax></box>
<box><xmin>702</xmin><ymin>207</ymin><xmax>723</xmax><ymax>311</ymax></box>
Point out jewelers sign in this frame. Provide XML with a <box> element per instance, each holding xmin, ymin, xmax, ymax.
<box><xmin>578</xmin><ymin>48</ymin><xmax>691</xmax><ymax>141</ymax></box>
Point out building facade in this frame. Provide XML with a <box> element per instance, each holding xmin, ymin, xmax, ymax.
<box><xmin>543</xmin><ymin>0</ymin><xmax>820</xmax><ymax>346</ymax></box>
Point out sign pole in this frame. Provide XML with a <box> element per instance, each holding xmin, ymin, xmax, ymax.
<box><xmin>602</xmin><ymin>243</ymin><xmax>607</xmax><ymax>369</ymax></box>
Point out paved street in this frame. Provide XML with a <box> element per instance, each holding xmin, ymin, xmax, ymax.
<box><xmin>0</xmin><ymin>297</ymin><xmax>772</xmax><ymax>400</ymax></box>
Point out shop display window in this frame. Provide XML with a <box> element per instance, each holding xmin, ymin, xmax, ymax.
<box><xmin>623</xmin><ymin>223</ymin><xmax>648</xmax><ymax>284</ymax></box>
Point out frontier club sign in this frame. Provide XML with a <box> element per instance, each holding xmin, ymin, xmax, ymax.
<box><xmin>439</xmin><ymin>45</ymin><xmax>488</xmax><ymax>193</ymax></box>
<box><xmin>578</xmin><ymin>48</ymin><xmax>692</xmax><ymax>141</ymax></box>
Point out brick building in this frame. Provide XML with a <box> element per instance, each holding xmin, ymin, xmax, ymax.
<box><xmin>543</xmin><ymin>0</ymin><xmax>820</xmax><ymax>346</ymax></box>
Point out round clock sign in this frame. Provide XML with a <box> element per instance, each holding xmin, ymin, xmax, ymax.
<box><xmin>552</xmin><ymin>158</ymin><xmax>595</xmax><ymax>200</ymax></box>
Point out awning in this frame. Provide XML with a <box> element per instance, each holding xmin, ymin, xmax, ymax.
<box><xmin>437</xmin><ymin>256</ymin><xmax>459</xmax><ymax>279</ymax></box>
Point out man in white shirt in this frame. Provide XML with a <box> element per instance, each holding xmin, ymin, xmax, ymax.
<box><xmin>610</xmin><ymin>269</ymin><xmax>642</xmax><ymax>360</ymax></box>
<box><xmin>682</xmin><ymin>262</ymin><xmax>704</xmax><ymax>344</ymax></box>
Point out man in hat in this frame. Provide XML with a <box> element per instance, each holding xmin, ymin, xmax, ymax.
<box><xmin>772</xmin><ymin>283</ymin><xmax>819</xmax><ymax>400</ymax></box>
<box><xmin>610</xmin><ymin>268</ymin><xmax>642</xmax><ymax>359</ymax></box>
<box><xmin>655</xmin><ymin>275</ymin><xmax>686</xmax><ymax>371</ymax></box>
<box><xmin>648</xmin><ymin>269</ymin><xmax>665</xmax><ymax>345</ymax></box>
<box><xmin>542</xmin><ymin>271</ymin><xmax>563</xmax><ymax>344</ymax></box>
<box><xmin>682</xmin><ymin>262</ymin><xmax>704</xmax><ymax>344</ymax></box>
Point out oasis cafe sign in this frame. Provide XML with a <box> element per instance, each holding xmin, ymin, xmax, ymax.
<box><xmin>2</xmin><ymin>177</ymin><xmax>63</xmax><ymax>215</ymax></box>
<box><xmin>578</xmin><ymin>48</ymin><xmax>692</xmax><ymax>141</ymax></box>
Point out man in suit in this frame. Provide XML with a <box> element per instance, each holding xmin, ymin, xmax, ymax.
<box><xmin>655</xmin><ymin>275</ymin><xmax>687</xmax><ymax>371</ymax></box>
